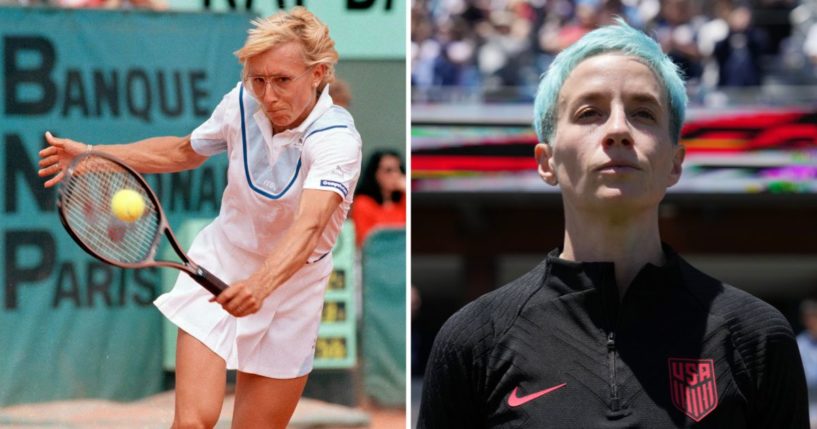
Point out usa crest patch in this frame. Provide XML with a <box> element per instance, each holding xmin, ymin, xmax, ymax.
<box><xmin>668</xmin><ymin>358</ymin><xmax>718</xmax><ymax>422</ymax></box>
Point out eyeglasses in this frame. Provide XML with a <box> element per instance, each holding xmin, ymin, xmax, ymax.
<box><xmin>245</xmin><ymin>66</ymin><xmax>313</xmax><ymax>97</ymax></box>
<box><xmin>379</xmin><ymin>166</ymin><xmax>402</xmax><ymax>174</ymax></box>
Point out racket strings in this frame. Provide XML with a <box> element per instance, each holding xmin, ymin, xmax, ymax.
<box><xmin>64</xmin><ymin>186</ymin><xmax>156</xmax><ymax>261</ymax></box>
<box><xmin>60</xmin><ymin>156</ymin><xmax>161</xmax><ymax>264</ymax></box>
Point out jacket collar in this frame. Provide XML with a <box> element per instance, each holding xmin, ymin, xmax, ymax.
<box><xmin>543</xmin><ymin>243</ymin><xmax>683</xmax><ymax>299</ymax></box>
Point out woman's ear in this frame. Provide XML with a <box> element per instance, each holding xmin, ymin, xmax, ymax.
<box><xmin>666</xmin><ymin>143</ymin><xmax>685</xmax><ymax>188</ymax></box>
<box><xmin>535</xmin><ymin>143</ymin><xmax>558</xmax><ymax>186</ymax></box>
<box><xmin>312</xmin><ymin>64</ymin><xmax>327</xmax><ymax>88</ymax></box>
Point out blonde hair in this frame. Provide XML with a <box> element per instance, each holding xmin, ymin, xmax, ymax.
<box><xmin>234</xmin><ymin>7</ymin><xmax>339</xmax><ymax>90</ymax></box>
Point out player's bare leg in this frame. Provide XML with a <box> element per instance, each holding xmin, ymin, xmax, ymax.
<box><xmin>172</xmin><ymin>329</ymin><xmax>227</xmax><ymax>428</ymax></box>
<box><xmin>231</xmin><ymin>372</ymin><xmax>308</xmax><ymax>429</ymax></box>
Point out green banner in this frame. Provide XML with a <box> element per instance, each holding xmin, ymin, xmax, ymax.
<box><xmin>0</xmin><ymin>8</ymin><xmax>249</xmax><ymax>406</ymax></box>
<box><xmin>361</xmin><ymin>228</ymin><xmax>406</xmax><ymax>406</ymax></box>
<box><xmin>163</xmin><ymin>0</ymin><xmax>406</xmax><ymax>59</ymax></box>
<box><xmin>314</xmin><ymin>221</ymin><xmax>357</xmax><ymax>369</ymax></box>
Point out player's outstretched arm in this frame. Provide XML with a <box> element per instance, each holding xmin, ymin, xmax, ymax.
<box><xmin>38</xmin><ymin>131</ymin><xmax>208</xmax><ymax>188</ymax></box>
<box><xmin>212</xmin><ymin>189</ymin><xmax>342</xmax><ymax>317</ymax></box>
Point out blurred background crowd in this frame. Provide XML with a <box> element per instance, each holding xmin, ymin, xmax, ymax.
<box><xmin>1</xmin><ymin>0</ymin><xmax>166</xmax><ymax>10</ymax></box>
<box><xmin>411</xmin><ymin>0</ymin><xmax>817</xmax><ymax>103</ymax></box>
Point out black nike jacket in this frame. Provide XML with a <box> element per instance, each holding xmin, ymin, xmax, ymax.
<box><xmin>417</xmin><ymin>247</ymin><xmax>808</xmax><ymax>428</ymax></box>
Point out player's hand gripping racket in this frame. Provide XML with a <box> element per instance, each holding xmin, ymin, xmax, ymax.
<box><xmin>57</xmin><ymin>151</ymin><xmax>228</xmax><ymax>296</ymax></box>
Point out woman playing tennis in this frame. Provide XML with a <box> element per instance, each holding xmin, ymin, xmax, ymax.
<box><xmin>38</xmin><ymin>7</ymin><xmax>362</xmax><ymax>428</ymax></box>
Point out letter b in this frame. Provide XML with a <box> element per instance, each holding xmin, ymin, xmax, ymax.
<box><xmin>4</xmin><ymin>36</ymin><xmax>57</xmax><ymax>115</ymax></box>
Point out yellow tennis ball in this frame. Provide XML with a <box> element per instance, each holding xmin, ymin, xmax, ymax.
<box><xmin>111</xmin><ymin>189</ymin><xmax>145</xmax><ymax>222</ymax></box>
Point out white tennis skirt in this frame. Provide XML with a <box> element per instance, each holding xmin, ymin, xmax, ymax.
<box><xmin>154</xmin><ymin>223</ymin><xmax>334</xmax><ymax>379</ymax></box>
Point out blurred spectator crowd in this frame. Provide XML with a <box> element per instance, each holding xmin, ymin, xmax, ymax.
<box><xmin>2</xmin><ymin>0</ymin><xmax>166</xmax><ymax>10</ymax></box>
<box><xmin>411</xmin><ymin>0</ymin><xmax>817</xmax><ymax>103</ymax></box>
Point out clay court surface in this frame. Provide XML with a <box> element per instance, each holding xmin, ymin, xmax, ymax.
<box><xmin>0</xmin><ymin>391</ymin><xmax>406</xmax><ymax>428</ymax></box>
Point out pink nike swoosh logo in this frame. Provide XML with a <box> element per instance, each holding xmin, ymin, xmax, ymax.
<box><xmin>507</xmin><ymin>383</ymin><xmax>567</xmax><ymax>407</ymax></box>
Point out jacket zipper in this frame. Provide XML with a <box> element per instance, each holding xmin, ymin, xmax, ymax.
<box><xmin>607</xmin><ymin>331</ymin><xmax>621</xmax><ymax>411</ymax></box>
<box><xmin>605</xmin><ymin>265</ymin><xmax>622</xmax><ymax>413</ymax></box>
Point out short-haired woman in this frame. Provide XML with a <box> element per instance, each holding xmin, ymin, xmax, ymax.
<box><xmin>38</xmin><ymin>8</ymin><xmax>362</xmax><ymax>427</ymax></box>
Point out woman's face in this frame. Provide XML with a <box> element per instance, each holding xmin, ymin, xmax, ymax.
<box><xmin>537</xmin><ymin>54</ymin><xmax>683</xmax><ymax>217</ymax></box>
<box><xmin>245</xmin><ymin>41</ymin><xmax>325</xmax><ymax>133</ymax></box>
<box><xmin>376</xmin><ymin>155</ymin><xmax>403</xmax><ymax>193</ymax></box>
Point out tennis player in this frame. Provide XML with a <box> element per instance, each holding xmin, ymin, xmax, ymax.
<box><xmin>38</xmin><ymin>8</ymin><xmax>361</xmax><ymax>428</ymax></box>
<box><xmin>417</xmin><ymin>20</ymin><xmax>808</xmax><ymax>428</ymax></box>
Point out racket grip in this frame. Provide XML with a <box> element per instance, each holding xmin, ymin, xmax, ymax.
<box><xmin>191</xmin><ymin>265</ymin><xmax>229</xmax><ymax>296</ymax></box>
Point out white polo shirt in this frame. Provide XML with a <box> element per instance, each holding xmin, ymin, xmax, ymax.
<box><xmin>191</xmin><ymin>82</ymin><xmax>362</xmax><ymax>261</ymax></box>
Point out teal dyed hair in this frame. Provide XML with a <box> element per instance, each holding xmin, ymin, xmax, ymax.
<box><xmin>533</xmin><ymin>19</ymin><xmax>687</xmax><ymax>144</ymax></box>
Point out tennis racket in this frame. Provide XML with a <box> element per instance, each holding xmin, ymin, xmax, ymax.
<box><xmin>56</xmin><ymin>151</ymin><xmax>228</xmax><ymax>296</ymax></box>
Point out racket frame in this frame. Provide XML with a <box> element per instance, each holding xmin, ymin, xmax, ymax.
<box><xmin>57</xmin><ymin>151</ymin><xmax>228</xmax><ymax>296</ymax></box>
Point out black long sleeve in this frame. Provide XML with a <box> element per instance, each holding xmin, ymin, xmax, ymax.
<box><xmin>416</xmin><ymin>308</ymin><xmax>487</xmax><ymax>429</ymax></box>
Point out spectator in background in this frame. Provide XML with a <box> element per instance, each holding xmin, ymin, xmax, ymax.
<box><xmin>602</xmin><ymin>0</ymin><xmax>642</xmax><ymax>27</ymax></box>
<box><xmin>541</xmin><ymin>0</ymin><xmax>602</xmax><ymax>54</ymax></box>
<box><xmin>783</xmin><ymin>0</ymin><xmax>817</xmax><ymax>83</ymax></box>
<box><xmin>714</xmin><ymin>4</ymin><xmax>768</xmax><ymax>86</ymax></box>
<box><xmin>695</xmin><ymin>0</ymin><xmax>732</xmax><ymax>78</ymax></box>
<box><xmin>351</xmin><ymin>150</ymin><xmax>406</xmax><ymax>247</ymax></box>
<box><xmin>652</xmin><ymin>0</ymin><xmax>705</xmax><ymax>81</ymax></box>
<box><xmin>753</xmin><ymin>0</ymin><xmax>797</xmax><ymax>56</ymax></box>
<box><xmin>805</xmin><ymin>23</ymin><xmax>817</xmax><ymax>66</ymax></box>
<box><xmin>330</xmin><ymin>79</ymin><xmax>352</xmax><ymax>109</ymax></box>
<box><xmin>411</xmin><ymin>7</ymin><xmax>439</xmax><ymax>89</ymax></box>
<box><xmin>798</xmin><ymin>299</ymin><xmax>817</xmax><ymax>427</ymax></box>
<box><xmin>435</xmin><ymin>17</ymin><xmax>480</xmax><ymax>88</ymax></box>
<box><xmin>476</xmin><ymin>8</ymin><xmax>532</xmax><ymax>95</ymax></box>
